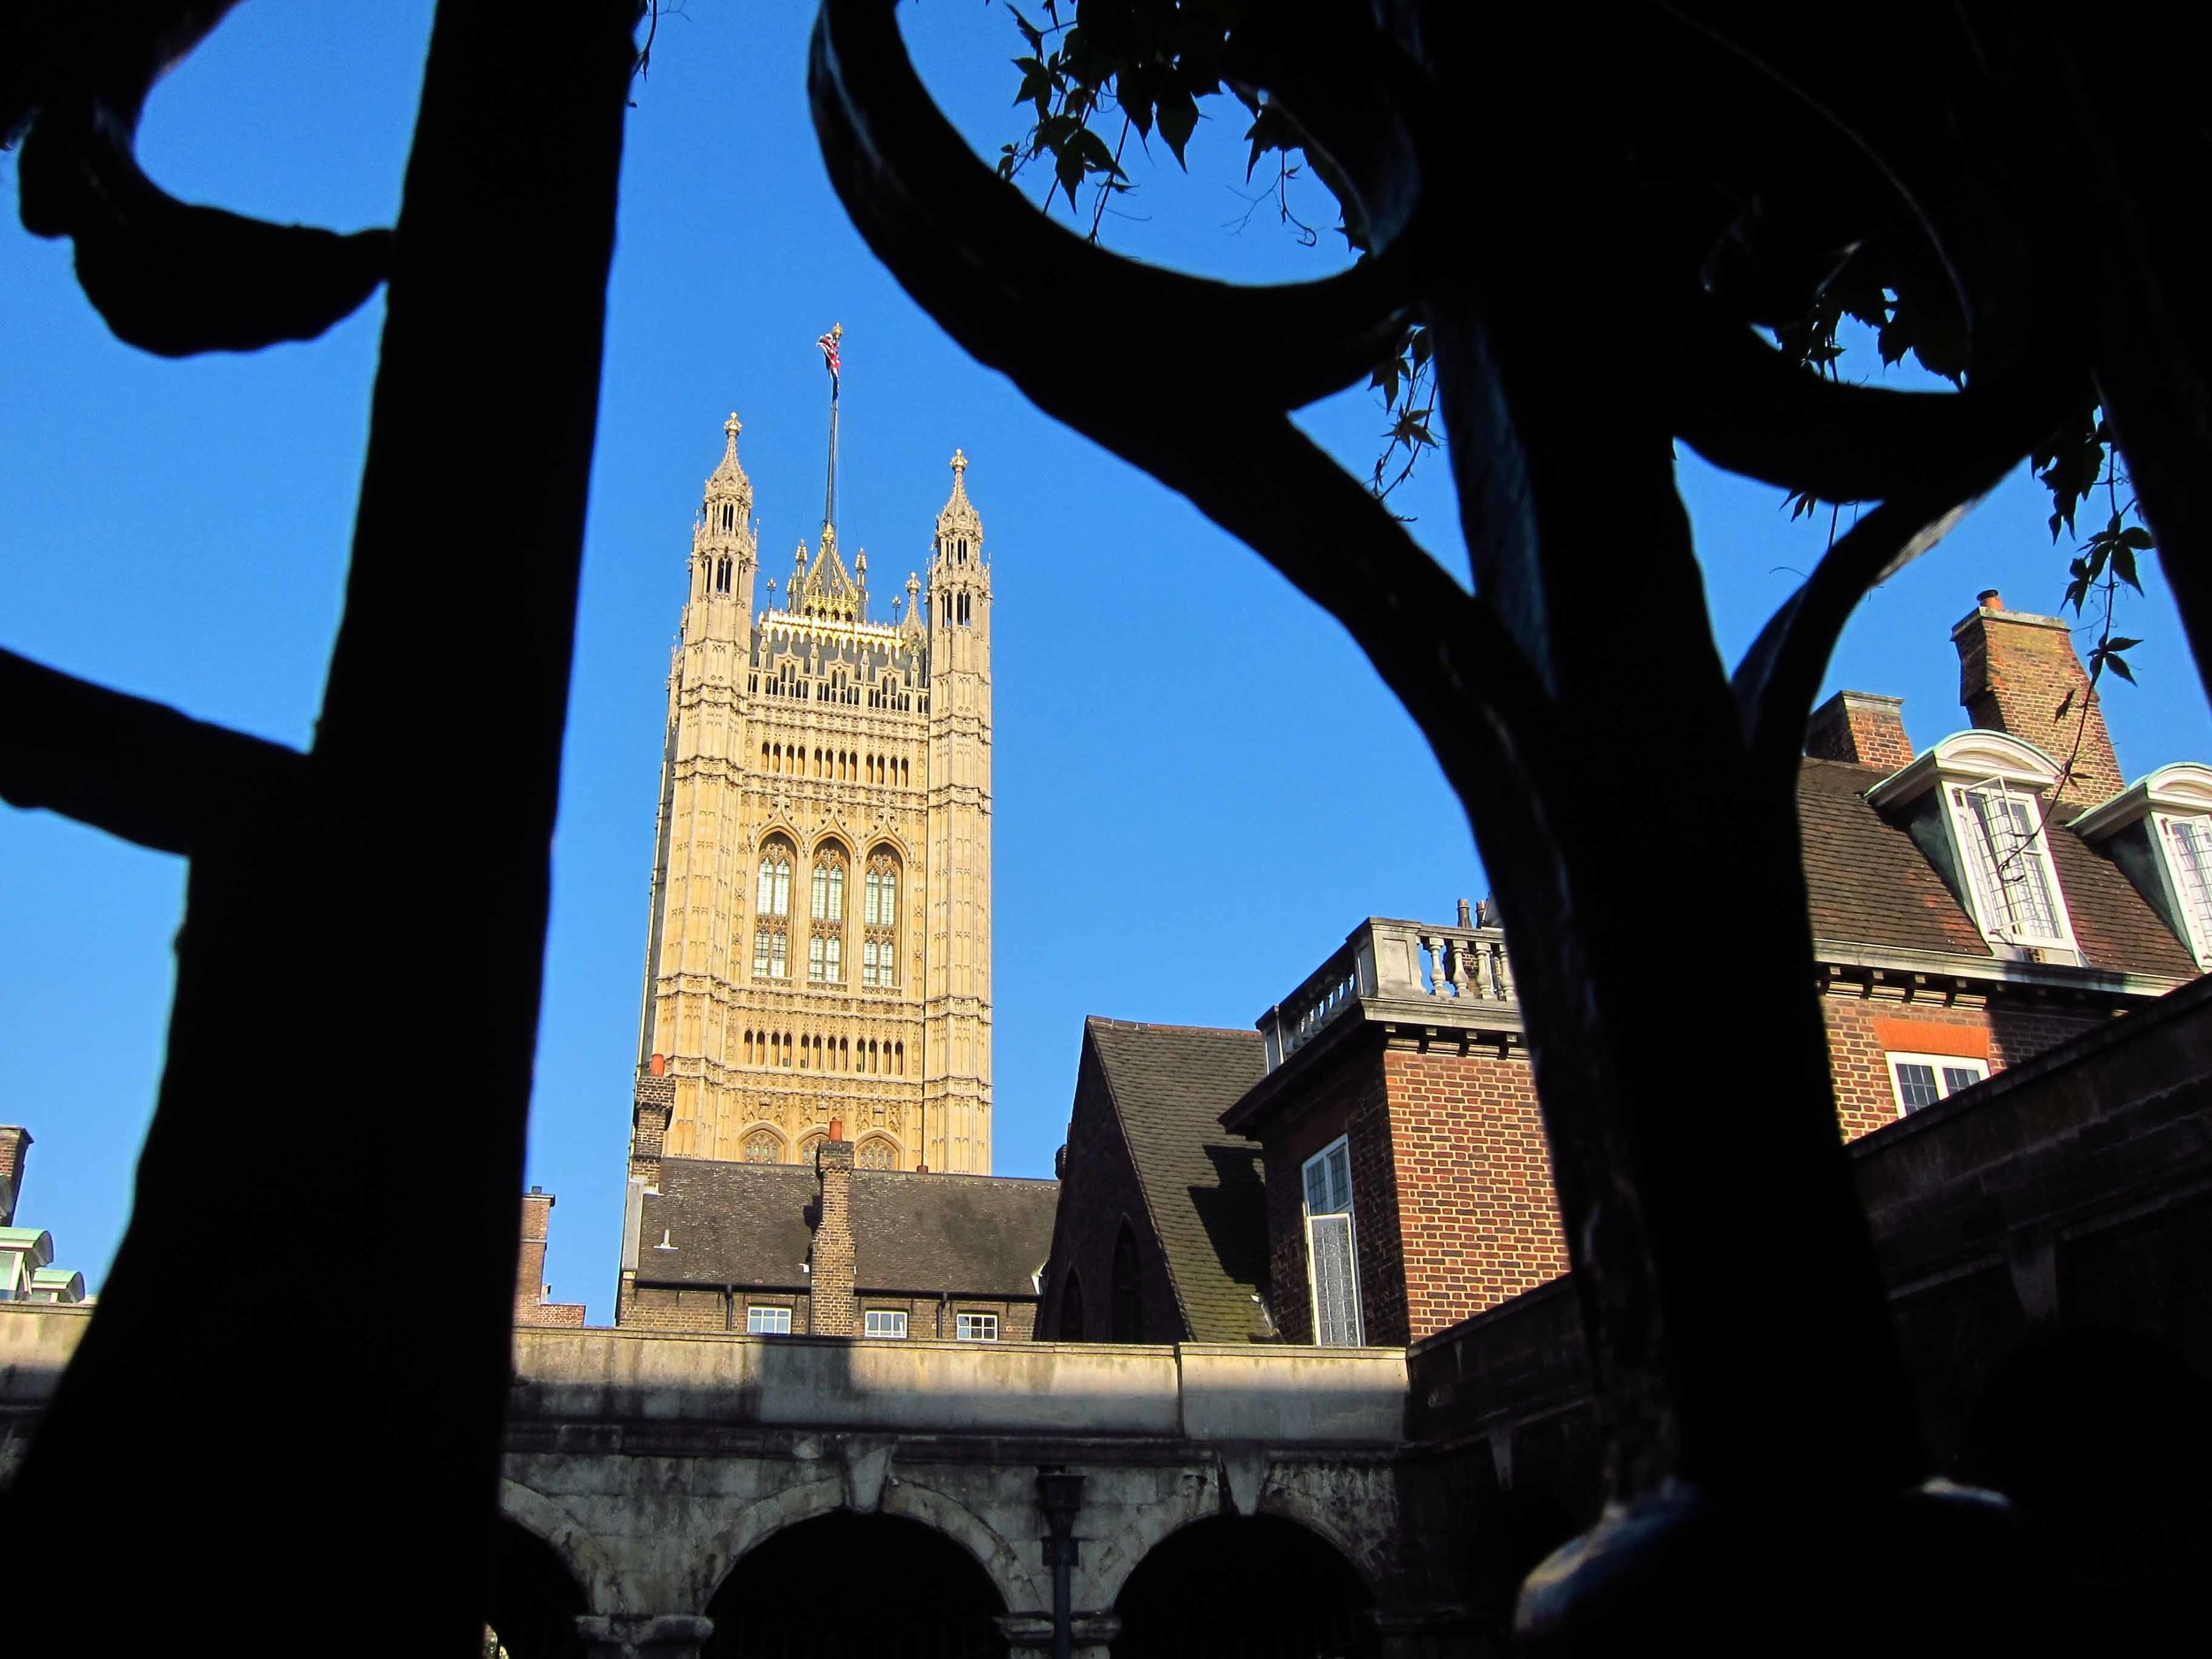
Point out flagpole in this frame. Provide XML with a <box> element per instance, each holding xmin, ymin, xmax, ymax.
<box><xmin>819</xmin><ymin>322</ymin><xmax>842</xmax><ymax>541</ymax></box>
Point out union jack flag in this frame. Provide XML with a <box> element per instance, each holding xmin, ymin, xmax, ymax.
<box><xmin>818</xmin><ymin>325</ymin><xmax>842</xmax><ymax>380</ymax></box>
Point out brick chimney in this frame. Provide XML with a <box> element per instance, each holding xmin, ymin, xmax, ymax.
<box><xmin>810</xmin><ymin>1137</ymin><xmax>857</xmax><ymax>1335</ymax></box>
<box><xmin>630</xmin><ymin>1056</ymin><xmax>676</xmax><ymax>1186</ymax></box>
<box><xmin>515</xmin><ymin>1186</ymin><xmax>555</xmax><ymax>1322</ymax></box>
<box><xmin>0</xmin><ymin>1125</ymin><xmax>27</xmax><ymax>1227</ymax></box>
<box><xmin>1805</xmin><ymin>691</ymin><xmax>1914</xmax><ymax>771</ymax></box>
<box><xmin>1953</xmin><ymin>589</ymin><xmax>2124</xmax><ymax>805</ymax></box>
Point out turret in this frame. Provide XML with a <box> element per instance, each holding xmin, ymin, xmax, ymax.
<box><xmin>690</xmin><ymin>411</ymin><xmax>757</xmax><ymax>629</ymax></box>
<box><xmin>930</xmin><ymin>449</ymin><xmax>991</xmax><ymax>657</ymax></box>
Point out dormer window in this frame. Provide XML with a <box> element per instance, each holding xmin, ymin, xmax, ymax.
<box><xmin>1867</xmin><ymin>731</ymin><xmax>2080</xmax><ymax>963</ymax></box>
<box><xmin>1949</xmin><ymin>780</ymin><xmax>2067</xmax><ymax>947</ymax></box>
<box><xmin>2070</xmin><ymin>762</ymin><xmax>2212</xmax><ymax>968</ymax></box>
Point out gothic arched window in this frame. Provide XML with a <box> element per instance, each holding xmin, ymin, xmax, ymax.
<box><xmin>798</xmin><ymin>1132</ymin><xmax>827</xmax><ymax>1164</ymax></box>
<box><xmin>1059</xmin><ymin>1271</ymin><xmax>1087</xmax><ymax>1342</ymax></box>
<box><xmin>742</xmin><ymin>1128</ymin><xmax>782</xmax><ymax>1164</ymax></box>
<box><xmin>753</xmin><ymin>838</ymin><xmax>793</xmax><ymax>979</ymax></box>
<box><xmin>863</xmin><ymin>848</ymin><xmax>901</xmax><ymax>987</ymax></box>
<box><xmin>809</xmin><ymin>844</ymin><xmax>848</xmax><ymax>985</ymax></box>
<box><xmin>856</xmin><ymin>1137</ymin><xmax>897</xmax><ymax>1171</ymax></box>
<box><xmin>1111</xmin><ymin>1223</ymin><xmax>1144</xmax><ymax>1342</ymax></box>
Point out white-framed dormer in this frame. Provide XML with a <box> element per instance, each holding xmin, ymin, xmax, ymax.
<box><xmin>1866</xmin><ymin>731</ymin><xmax>2082</xmax><ymax>964</ymax></box>
<box><xmin>2070</xmin><ymin>762</ymin><xmax>2212</xmax><ymax>969</ymax></box>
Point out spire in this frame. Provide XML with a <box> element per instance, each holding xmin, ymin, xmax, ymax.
<box><xmin>933</xmin><ymin>448</ymin><xmax>983</xmax><ymax>565</ymax></box>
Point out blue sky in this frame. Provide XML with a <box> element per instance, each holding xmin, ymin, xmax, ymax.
<box><xmin>4</xmin><ymin>4</ymin><xmax>2206</xmax><ymax>1320</ymax></box>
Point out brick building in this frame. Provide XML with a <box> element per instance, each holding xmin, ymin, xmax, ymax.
<box><xmin>1034</xmin><ymin>1018</ymin><xmax>1271</xmax><ymax>1343</ymax></box>
<box><xmin>1041</xmin><ymin>590</ymin><xmax>2208</xmax><ymax>1348</ymax></box>
<box><xmin>514</xmin><ymin>1187</ymin><xmax>587</xmax><ymax>1328</ymax></box>
<box><xmin>619</xmin><ymin>1131</ymin><xmax>1056</xmax><ymax>1340</ymax></box>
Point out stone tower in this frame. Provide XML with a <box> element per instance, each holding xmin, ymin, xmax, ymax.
<box><xmin>630</xmin><ymin>415</ymin><xmax>995</xmax><ymax>1175</ymax></box>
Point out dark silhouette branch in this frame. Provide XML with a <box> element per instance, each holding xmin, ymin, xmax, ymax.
<box><xmin>0</xmin><ymin>646</ymin><xmax>306</xmax><ymax>856</ymax></box>
<box><xmin>809</xmin><ymin>0</ymin><xmax>1412</xmax><ymax>413</ymax></box>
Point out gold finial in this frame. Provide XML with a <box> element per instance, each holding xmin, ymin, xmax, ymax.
<box><xmin>950</xmin><ymin>448</ymin><xmax>968</xmax><ymax>476</ymax></box>
<box><xmin>831</xmin><ymin>322</ymin><xmax>843</xmax><ymax>340</ymax></box>
<box><xmin>724</xmin><ymin>411</ymin><xmax>741</xmax><ymax>439</ymax></box>
<box><xmin>907</xmin><ymin>572</ymin><xmax>920</xmax><ymax>591</ymax></box>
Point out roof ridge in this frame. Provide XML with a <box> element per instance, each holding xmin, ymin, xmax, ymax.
<box><xmin>1085</xmin><ymin>1014</ymin><xmax>1256</xmax><ymax>1039</ymax></box>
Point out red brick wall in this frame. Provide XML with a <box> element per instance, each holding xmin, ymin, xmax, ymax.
<box><xmin>1380</xmin><ymin>1047</ymin><xmax>1570</xmax><ymax>1340</ymax></box>
<box><xmin>1257</xmin><ymin>1047</ymin><xmax>1401</xmax><ymax>1343</ymax></box>
<box><xmin>1820</xmin><ymin>993</ymin><xmax>2113</xmax><ymax>1141</ymax></box>
<box><xmin>1953</xmin><ymin>595</ymin><xmax>2124</xmax><ymax>805</ymax></box>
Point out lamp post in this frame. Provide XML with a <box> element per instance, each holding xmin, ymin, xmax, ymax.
<box><xmin>1035</xmin><ymin>1466</ymin><xmax>1086</xmax><ymax>1659</ymax></box>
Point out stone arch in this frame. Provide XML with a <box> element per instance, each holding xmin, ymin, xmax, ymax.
<box><xmin>737</xmin><ymin>1121</ymin><xmax>785</xmax><ymax>1163</ymax></box>
<box><xmin>1096</xmin><ymin>1505</ymin><xmax>1378</xmax><ymax>1655</ymax></box>
<box><xmin>699</xmin><ymin>1467</ymin><xmax>1043</xmax><ymax>1616</ymax></box>
<box><xmin>1083</xmin><ymin>1479</ymin><xmax>1380</xmax><ymax>1612</ymax></box>
<box><xmin>855</xmin><ymin>1132</ymin><xmax>902</xmax><ymax>1170</ymax></box>
<box><xmin>496</xmin><ymin>1477</ymin><xmax>622</xmax><ymax>1614</ymax></box>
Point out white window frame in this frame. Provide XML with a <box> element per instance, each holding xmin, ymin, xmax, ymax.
<box><xmin>1885</xmin><ymin>1051</ymin><xmax>1991</xmax><ymax>1116</ymax></box>
<box><xmin>746</xmin><ymin>1304</ymin><xmax>793</xmax><ymax>1336</ymax></box>
<box><xmin>1302</xmin><ymin>1136</ymin><xmax>1364</xmax><ymax>1348</ymax></box>
<box><xmin>2151</xmin><ymin>810</ymin><xmax>2212</xmax><ymax>966</ymax></box>
<box><xmin>864</xmin><ymin>1309</ymin><xmax>909</xmax><ymax>1339</ymax></box>
<box><xmin>1942</xmin><ymin>780</ymin><xmax>2077</xmax><ymax>952</ymax></box>
<box><xmin>955</xmin><ymin>1311</ymin><xmax>999</xmax><ymax>1341</ymax></box>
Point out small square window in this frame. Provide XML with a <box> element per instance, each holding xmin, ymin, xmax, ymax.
<box><xmin>864</xmin><ymin>1309</ymin><xmax>909</xmax><ymax>1339</ymax></box>
<box><xmin>1886</xmin><ymin>1052</ymin><xmax>1989</xmax><ymax>1116</ymax></box>
<box><xmin>955</xmin><ymin>1312</ymin><xmax>999</xmax><ymax>1341</ymax></box>
<box><xmin>747</xmin><ymin>1304</ymin><xmax>793</xmax><ymax>1336</ymax></box>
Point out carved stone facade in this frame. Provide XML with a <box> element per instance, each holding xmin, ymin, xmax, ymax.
<box><xmin>633</xmin><ymin>418</ymin><xmax>994</xmax><ymax>1175</ymax></box>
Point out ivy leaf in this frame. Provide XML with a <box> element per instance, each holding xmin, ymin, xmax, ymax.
<box><xmin>1156</xmin><ymin>84</ymin><xmax>1200</xmax><ymax>166</ymax></box>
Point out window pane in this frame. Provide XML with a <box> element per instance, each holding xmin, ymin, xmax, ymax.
<box><xmin>811</xmin><ymin>864</ymin><xmax>828</xmax><ymax>920</ymax></box>
<box><xmin>2167</xmin><ymin>818</ymin><xmax>2212</xmax><ymax>943</ymax></box>
<box><xmin>1324</xmin><ymin>1143</ymin><xmax>1353</xmax><ymax>1212</ymax></box>
<box><xmin>864</xmin><ymin>1310</ymin><xmax>908</xmax><ymax>1338</ymax></box>
<box><xmin>771</xmin><ymin>933</ymin><xmax>786</xmax><ymax>978</ymax></box>
<box><xmin>754</xmin><ymin>931</ymin><xmax>770</xmax><ymax>977</ymax></box>
<box><xmin>747</xmin><ymin>1306</ymin><xmax>791</xmax><ymax>1335</ymax></box>
<box><xmin>1962</xmin><ymin>789</ymin><xmax>2062</xmax><ymax>940</ymax></box>
<box><xmin>1309</xmin><ymin>1213</ymin><xmax>1362</xmax><ymax>1346</ymax></box>
<box><xmin>809</xmin><ymin>936</ymin><xmax>826</xmax><ymax>981</ymax></box>
<box><xmin>1941</xmin><ymin>1064</ymin><xmax>1985</xmax><ymax>1096</ymax></box>
<box><xmin>1895</xmin><ymin>1062</ymin><xmax>1940</xmax><ymax>1111</ymax></box>
<box><xmin>826</xmin><ymin>936</ymin><xmax>841</xmax><ymax>979</ymax></box>
<box><xmin>827</xmin><ymin>865</ymin><xmax>844</xmax><ymax>920</ymax></box>
<box><xmin>956</xmin><ymin>1313</ymin><xmax>998</xmax><ymax>1341</ymax></box>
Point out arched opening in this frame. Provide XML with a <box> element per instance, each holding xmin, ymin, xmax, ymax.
<box><xmin>484</xmin><ymin>1514</ymin><xmax>588</xmax><ymax>1659</ymax></box>
<box><xmin>1110</xmin><ymin>1222</ymin><xmax>1144</xmax><ymax>1342</ymax></box>
<box><xmin>1114</xmin><ymin>1515</ymin><xmax>1372</xmax><ymax>1657</ymax></box>
<box><xmin>704</xmin><ymin>1510</ymin><xmax>1005</xmax><ymax>1658</ymax></box>
<box><xmin>1058</xmin><ymin>1270</ymin><xmax>1086</xmax><ymax>1341</ymax></box>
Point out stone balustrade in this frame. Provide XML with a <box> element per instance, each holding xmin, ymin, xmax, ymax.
<box><xmin>1260</xmin><ymin>917</ymin><xmax>1517</xmax><ymax>1071</ymax></box>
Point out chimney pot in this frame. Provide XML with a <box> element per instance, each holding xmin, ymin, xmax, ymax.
<box><xmin>649</xmin><ymin>1053</ymin><xmax>666</xmax><ymax>1077</ymax></box>
<box><xmin>830</xmin><ymin>1117</ymin><xmax>844</xmax><ymax>1141</ymax></box>
<box><xmin>1455</xmin><ymin>898</ymin><xmax>1473</xmax><ymax>928</ymax></box>
<box><xmin>1978</xmin><ymin>589</ymin><xmax>2003</xmax><ymax>610</ymax></box>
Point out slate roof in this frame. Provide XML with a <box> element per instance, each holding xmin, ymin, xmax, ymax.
<box><xmin>637</xmin><ymin>1157</ymin><xmax>1058</xmax><ymax>1297</ymax></box>
<box><xmin>1797</xmin><ymin>757</ymin><xmax>2197</xmax><ymax>977</ymax></box>
<box><xmin>1084</xmin><ymin>1018</ymin><xmax>1271</xmax><ymax>1343</ymax></box>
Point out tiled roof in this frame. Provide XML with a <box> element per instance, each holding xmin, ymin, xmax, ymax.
<box><xmin>636</xmin><ymin>1158</ymin><xmax>1058</xmax><ymax>1297</ymax></box>
<box><xmin>1799</xmin><ymin>758</ymin><xmax>1987</xmax><ymax>955</ymax></box>
<box><xmin>1084</xmin><ymin>1018</ymin><xmax>1271</xmax><ymax>1343</ymax></box>
<box><xmin>1797</xmin><ymin>757</ymin><xmax>2196</xmax><ymax>977</ymax></box>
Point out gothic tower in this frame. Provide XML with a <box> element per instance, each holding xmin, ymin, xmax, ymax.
<box><xmin>630</xmin><ymin>415</ymin><xmax>995</xmax><ymax>1176</ymax></box>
